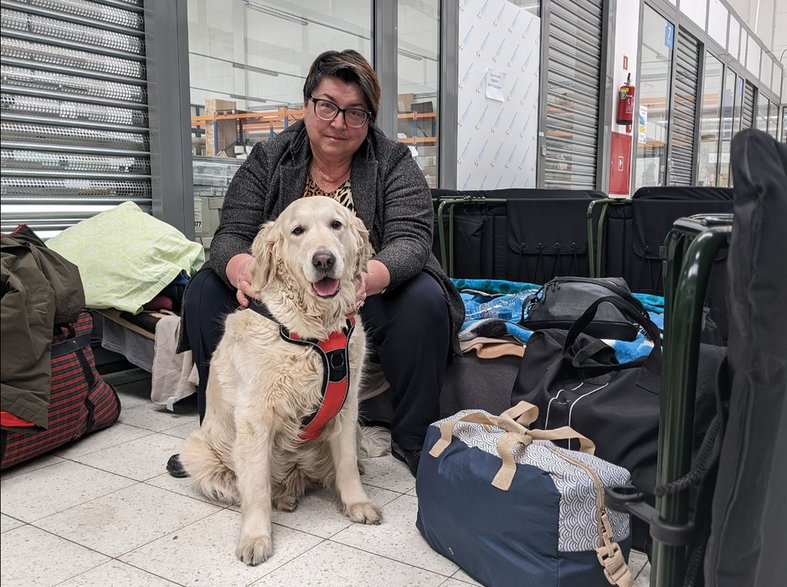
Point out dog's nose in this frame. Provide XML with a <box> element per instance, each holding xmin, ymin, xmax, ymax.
<box><xmin>312</xmin><ymin>250</ymin><xmax>335</xmax><ymax>271</ymax></box>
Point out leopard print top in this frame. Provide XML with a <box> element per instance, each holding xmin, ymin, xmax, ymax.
<box><xmin>303</xmin><ymin>173</ymin><xmax>354</xmax><ymax>212</ymax></box>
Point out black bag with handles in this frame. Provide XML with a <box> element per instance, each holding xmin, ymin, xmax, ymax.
<box><xmin>521</xmin><ymin>276</ymin><xmax>646</xmax><ymax>341</ymax></box>
<box><xmin>513</xmin><ymin>295</ymin><xmax>723</xmax><ymax>551</ymax></box>
<box><xmin>514</xmin><ymin>295</ymin><xmax>663</xmax><ymax>490</ymax></box>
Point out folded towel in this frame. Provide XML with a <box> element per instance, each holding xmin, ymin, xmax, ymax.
<box><xmin>151</xmin><ymin>315</ymin><xmax>196</xmax><ymax>408</ymax></box>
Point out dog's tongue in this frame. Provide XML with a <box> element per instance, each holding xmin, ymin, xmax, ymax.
<box><xmin>313</xmin><ymin>277</ymin><xmax>340</xmax><ymax>297</ymax></box>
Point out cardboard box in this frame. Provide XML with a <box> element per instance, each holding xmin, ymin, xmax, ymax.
<box><xmin>398</xmin><ymin>93</ymin><xmax>414</xmax><ymax>113</ymax></box>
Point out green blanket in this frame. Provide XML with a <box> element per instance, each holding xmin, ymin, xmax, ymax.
<box><xmin>47</xmin><ymin>202</ymin><xmax>204</xmax><ymax>314</ymax></box>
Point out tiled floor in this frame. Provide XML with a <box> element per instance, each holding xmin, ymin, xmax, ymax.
<box><xmin>2</xmin><ymin>368</ymin><xmax>651</xmax><ymax>586</ymax></box>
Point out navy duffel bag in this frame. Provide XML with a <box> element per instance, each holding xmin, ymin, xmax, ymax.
<box><xmin>416</xmin><ymin>403</ymin><xmax>634</xmax><ymax>587</ymax></box>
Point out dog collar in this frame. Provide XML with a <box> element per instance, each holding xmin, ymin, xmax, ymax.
<box><xmin>248</xmin><ymin>301</ymin><xmax>355</xmax><ymax>441</ymax></box>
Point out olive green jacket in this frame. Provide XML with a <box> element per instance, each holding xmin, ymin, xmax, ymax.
<box><xmin>1</xmin><ymin>226</ymin><xmax>85</xmax><ymax>429</ymax></box>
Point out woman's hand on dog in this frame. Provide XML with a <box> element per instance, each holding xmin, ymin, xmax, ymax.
<box><xmin>347</xmin><ymin>271</ymin><xmax>368</xmax><ymax>317</ymax></box>
<box><xmin>345</xmin><ymin>261</ymin><xmax>391</xmax><ymax>316</ymax></box>
<box><xmin>227</xmin><ymin>253</ymin><xmax>257</xmax><ymax>307</ymax></box>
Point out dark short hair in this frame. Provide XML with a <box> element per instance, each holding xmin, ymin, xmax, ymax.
<box><xmin>303</xmin><ymin>50</ymin><xmax>381</xmax><ymax>123</ymax></box>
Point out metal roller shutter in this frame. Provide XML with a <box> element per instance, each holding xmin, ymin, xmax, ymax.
<box><xmin>0</xmin><ymin>0</ymin><xmax>149</xmax><ymax>239</ymax></box>
<box><xmin>741</xmin><ymin>80</ymin><xmax>755</xmax><ymax>130</ymax></box>
<box><xmin>542</xmin><ymin>0</ymin><xmax>603</xmax><ymax>189</ymax></box>
<box><xmin>668</xmin><ymin>27</ymin><xmax>700</xmax><ymax>186</ymax></box>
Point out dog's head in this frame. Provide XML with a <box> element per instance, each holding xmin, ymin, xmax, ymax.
<box><xmin>250</xmin><ymin>196</ymin><xmax>373</xmax><ymax>321</ymax></box>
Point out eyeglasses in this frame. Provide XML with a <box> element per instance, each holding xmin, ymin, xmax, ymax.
<box><xmin>309</xmin><ymin>96</ymin><xmax>370</xmax><ymax>128</ymax></box>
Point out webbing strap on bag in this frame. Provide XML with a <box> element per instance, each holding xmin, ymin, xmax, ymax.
<box><xmin>429</xmin><ymin>401</ymin><xmax>596</xmax><ymax>491</ymax></box>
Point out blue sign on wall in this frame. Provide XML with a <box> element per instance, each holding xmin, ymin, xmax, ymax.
<box><xmin>664</xmin><ymin>22</ymin><xmax>674</xmax><ymax>50</ymax></box>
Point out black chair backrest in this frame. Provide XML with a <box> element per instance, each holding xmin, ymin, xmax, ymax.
<box><xmin>432</xmin><ymin>188</ymin><xmax>603</xmax><ymax>283</ymax></box>
<box><xmin>597</xmin><ymin>186</ymin><xmax>734</xmax><ymax>344</ymax></box>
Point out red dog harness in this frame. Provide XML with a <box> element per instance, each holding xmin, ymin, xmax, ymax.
<box><xmin>249</xmin><ymin>301</ymin><xmax>355</xmax><ymax>441</ymax></box>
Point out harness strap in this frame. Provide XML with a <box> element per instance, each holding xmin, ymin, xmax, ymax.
<box><xmin>249</xmin><ymin>301</ymin><xmax>355</xmax><ymax>441</ymax></box>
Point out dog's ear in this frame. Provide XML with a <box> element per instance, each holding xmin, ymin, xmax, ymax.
<box><xmin>350</xmin><ymin>214</ymin><xmax>374</xmax><ymax>275</ymax></box>
<box><xmin>250</xmin><ymin>220</ymin><xmax>279</xmax><ymax>291</ymax></box>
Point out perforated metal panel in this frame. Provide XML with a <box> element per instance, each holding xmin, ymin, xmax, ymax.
<box><xmin>542</xmin><ymin>0</ymin><xmax>604</xmax><ymax>189</ymax></box>
<box><xmin>0</xmin><ymin>0</ymin><xmax>149</xmax><ymax>239</ymax></box>
<box><xmin>668</xmin><ymin>27</ymin><xmax>700</xmax><ymax>186</ymax></box>
<box><xmin>741</xmin><ymin>80</ymin><xmax>755</xmax><ymax>130</ymax></box>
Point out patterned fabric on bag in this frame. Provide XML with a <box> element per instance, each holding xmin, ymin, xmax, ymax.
<box><xmin>1</xmin><ymin>312</ymin><xmax>121</xmax><ymax>469</ymax></box>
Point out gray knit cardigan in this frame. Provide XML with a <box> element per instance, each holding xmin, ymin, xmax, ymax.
<box><xmin>207</xmin><ymin>120</ymin><xmax>464</xmax><ymax>353</ymax></box>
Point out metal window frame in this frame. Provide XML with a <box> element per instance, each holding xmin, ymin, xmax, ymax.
<box><xmin>635</xmin><ymin>2</ymin><xmax>675</xmax><ymax>187</ymax></box>
<box><xmin>438</xmin><ymin>0</ymin><xmax>458</xmax><ymax>190</ymax></box>
<box><xmin>700</xmin><ymin>49</ymin><xmax>726</xmax><ymax>186</ymax></box>
<box><xmin>598</xmin><ymin>0</ymin><xmax>616</xmax><ymax>193</ymax></box>
<box><xmin>373</xmin><ymin>0</ymin><xmax>397</xmax><ymax>140</ymax></box>
<box><xmin>640</xmin><ymin>0</ymin><xmax>783</xmax><ymax>187</ymax></box>
<box><xmin>144</xmin><ymin>0</ymin><xmax>195</xmax><ymax>238</ymax></box>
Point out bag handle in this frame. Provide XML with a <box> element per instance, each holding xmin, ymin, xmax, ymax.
<box><xmin>428</xmin><ymin>402</ymin><xmax>596</xmax><ymax>491</ymax></box>
<box><xmin>565</xmin><ymin>295</ymin><xmax>661</xmax><ymax>351</ymax></box>
<box><xmin>570</xmin><ymin>338</ymin><xmax>618</xmax><ymax>366</ymax></box>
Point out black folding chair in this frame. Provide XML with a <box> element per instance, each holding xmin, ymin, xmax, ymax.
<box><xmin>432</xmin><ymin>188</ymin><xmax>603</xmax><ymax>283</ymax></box>
<box><xmin>587</xmin><ymin>187</ymin><xmax>734</xmax><ymax>345</ymax></box>
<box><xmin>606</xmin><ymin>129</ymin><xmax>787</xmax><ymax>587</ymax></box>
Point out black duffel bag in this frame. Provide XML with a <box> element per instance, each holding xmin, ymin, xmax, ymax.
<box><xmin>514</xmin><ymin>296</ymin><xmax>663</xmax><ymax>489</ymax></box>
<box><xmin>512</xmin><ymin>295</ymin><xmax>724</xmax><ymax>550</ymax></box>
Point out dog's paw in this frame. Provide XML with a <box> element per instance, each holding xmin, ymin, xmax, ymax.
<box><xmin>345</xmin><ymin>501</ymin><xmax>383</xmax><ymax>525</ymax></box>
<box><xmin>235</xmin><ymin>534</ymin><xmax>273</xmax><ymax>566</ymax></box>
<box><xmin>196</xmin><ymin>469</ymin><xmax>239</xmax><ymax>505</ymax></box>
<box><xmin>274</xmin><ymin>495</ymin><xmax>298</xmax><ymax>512</ymax></box>
<box><xmin>201</xmin><ymin>483</ymin><xmax>239</xmax><ymax>506</ymax></box>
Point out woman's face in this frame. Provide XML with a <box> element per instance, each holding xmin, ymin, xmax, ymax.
<box><xmin>304</xmin><ymin>76</ymin><xmax>369</xmax><ymax>163</ymax></box>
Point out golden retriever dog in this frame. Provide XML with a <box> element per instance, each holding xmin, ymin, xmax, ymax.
<box><xmin>178</xmin><ymin>196</ymin><xmax>382</xmax><ymax>565</ymax></box>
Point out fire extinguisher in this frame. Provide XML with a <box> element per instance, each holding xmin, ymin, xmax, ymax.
<box><xmin>616</xmin><ymin>73</ymin><xmax>635</xmax><ymax>132</ymax></box>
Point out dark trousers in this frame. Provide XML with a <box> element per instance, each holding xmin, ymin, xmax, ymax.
<box><xmin>182</xmin><ymin>268</ymin><xmax>451</xmax><ymax>452</ymax></box>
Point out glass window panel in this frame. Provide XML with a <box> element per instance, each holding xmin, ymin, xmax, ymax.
<box><xmin>509</xmin><ymin>1</ymin><xmax>540</xmax><ymax>17</ymax></box>
<box><xmin>739</xmin><ymin>29</ymin><xmax>747</xmax><ymax>65</ymax></box>
<box><xmin>755</xmin><ymin>92</ymin><xmax>769</xmax><ymax>131</ymax></box>
<box><xmin>187</xmin><ymin>0</ymin><xmax>373</xmax><ymax>250</ymax></box>
<box><xmin>733</xmin><ymin>74</ymin><xmax>743</xmax><ymax>133</ymax></box>
<box><xmin>680</xmin><ymin>0</ymin><xmax>707</xmax><ymax>31</ymax></box>
<box><xmin>397</xmin><ymin>0</ymin><xmax>439</xmax><ymax>187</ymax></box>
<box><xmin>771</xmin><ymin>60</ymin><xmax>781</xmax><ymax>95</ymax></box>
<box><xmin>697</xmin><ymin>53</ymin><xmax>723</xmax><ymax>187</ymax></box>
<box><xmin>707</xmin><ymin>0</ymin><xmax>727</xmax><ymax>47</ymax></box>
<box><xmin>635</xmin><ymin>6</ymin><xmax>673</xmax><ymax>189</ymax></box>
<box><xmin>728</xmin><ymin>19</ymin><xmax>739</xmax><ymax>61</ymax></box>
<box><xmin>782</xmin><ymin>107</ymin><xmax>786</xmax><ymax>142</ymax></box>
<box><xmin>760</xmin><ymin>54</ymin><xmax>771</xmax><ymax>86</ymax></box>
<box><xmin>768</xmin><ymin>100</ymin><xmax>779</xmax><ymax>139</ymax></box>
<box><xmin>746</xmin><ymin>35</ymin><xmax>759</xmax><ymax>76</ymax></box>
<box><xmin>719</xmin><ymin>69</ymin><xmax>737</xmax><ymax>187</ymax></box>
<box><xmin>187</xmin><ymin>0</ymin><xmax>372</xmax><ymax>160</ymax></box>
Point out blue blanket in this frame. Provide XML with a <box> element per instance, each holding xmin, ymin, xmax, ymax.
<box><xmin>453</xmin><ymin>278</ymin><xmax>664</xmax><ymax>364</ymax></box>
